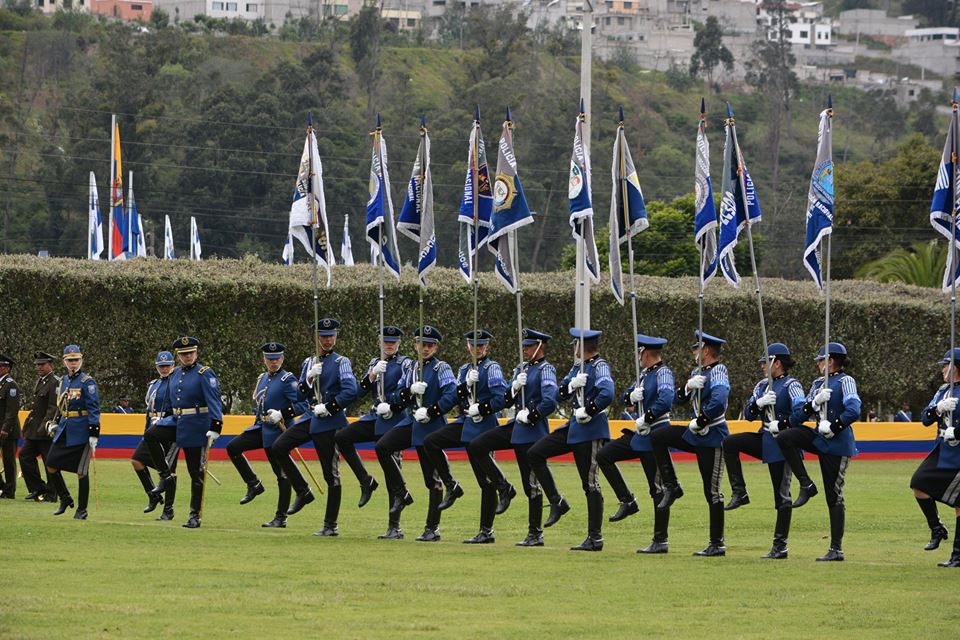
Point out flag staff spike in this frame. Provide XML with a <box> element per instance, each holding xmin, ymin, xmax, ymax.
<box><xmin>372</xmin><ymin>115</ymin><xmax>387</xmax><ymax>402</ymax></box>
<box><xmin>420</xmin><ymin>114</ymin><xmax>427</xmax><ymax>129</ymax></box>
<box><xmin>619</xmin><ymin>109</ymin><xmax>642</xmax><ymax>417</ymax></box>
<box><xmin>700</xmin><ymin>96</ymin><xmax>706</xmax><ymax>117</ymax></box>
<box><xmin>726</xmin><ymin>102</ymin><xmax>734</xmax><ymax>119</ymax></box>
<box><xmin>617</xmin><ymin>105</ymin><xmax>624</xmax><ymax>124</ymax></box>
<box><xmin>506</xmin><ymin>106</ymin><xmax>512</xmax><ymax>123</ymax></box>
<box><xmin>474</xmin><ymin>104</ymin><xmax>481</xmax><ymax>123</ymax></box>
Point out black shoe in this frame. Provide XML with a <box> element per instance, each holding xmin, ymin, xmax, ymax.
<box><xmin>792</xmin><ymin>482</ymin><xmax>819</xmax><ymax>508</ymax></box>
<box><xmin>638</xmin><ymin>540</ymin><xmax>669</xmax><ymax>554</ymax></box>
<box><xmin>144</xmin><ymin>492</ymin><xmax>164</xmax><ymax>514</ymax></box>
<box><xmin>149</xmin><ymin>473</ymin><xmax>175</xmax><ymax>498</ymax></box>
<box><xmin>438</xmin><ymin>482</ymin><xmax>464</xmax><ymax>511</ymax></box>
<box><xmin>313</xmin><ymin>524</ymin><xmax>339</xmax><ymax>537</ymax></box>
<box><xmin>182</xmin><ymin>513</ymin><xmax>201</xmax><ymax>529</ymax></box>
<box><xmin>390</xmin><ymin>491</ymin><xmax>414</xmax><ymax>517</ymax></box>
<box><xmin>42</xmin><ymin>492</ymin><xmax>57</xmax><ymax>503</ymax></box>
<box><xmin>761</xmin><ymin>545</ymin><xmax>788</xmax><ymax>559</ymax></box>
<box><xmin>495</xmin><ymin>483</ymin><xmax>517</xmax><ymax>515</ymax></box>
<box><xmin>463</xmin><ymin>529</ymin><xmax>496</xmax><ymax>544</ymax></box>
<box><xmin>724</xmin><ymin>491</ymin><xmax>750</xmax><ymax>511</ymax></box>
<box><xmin>53</xmin><ymin>497</ymin><xmax>74</xmax><ymax>516</ymax></box>
<box><xmin>157</xmin><ymin>509</ymin><xmax>175</xmax><ymax>521</ymax></box>
<box><xmin>657</xmin><ymin>485</ymin><xmax>684</xmax><ymax>510</ymax></box>
<box><xmin>25</xmin><ymin>490</ymin><xmax>42</xmax><ymax>501</ymax></box>
<box><xmin>938</xmin><ymin>553</ymin><xmax>960</xmax><ymax>568</ymax></box>
<box><xmin>240</xmin><ymin>481</ymin><xmax>265</xmax><ymax>505</ymax></box>
<box><xmin>286</xmin><ymin>490</ymin><xmax>315</xmax><ymax>515</ymax></box>
<box><xmin>0</xmin><ymin>492</ymin><xmax>14</xmax><ymax>500</ymax></box>
<box><xmin>415</xmin><ymin>527</ymin><xmax>441</xmax><ymax>542</ymax></box>
<box><xmin>816</xmin><ymin>548</ymin><xmax>844</xmax><ymax>562</ymax></box>
<box><xmin>609</xmin><ymin>499</ymin><xmax>639</xmax><ymax>522</ymax></box>
<box><xmin>544</xmin><ymin>497</ymin><xmax>570</xmax><ymax>528</ymax></box>
<box><xmin>378</xmin><ymin>527</ymin><xmax>404</xmax><ymax>540</ymax></box>
<box><xmin>516</xmin><ymin>532</ymin><xmax>544</xmax><ymax>547</ymax></box>
<box><xmin>358</xmin><ymin>477</ymin><xmax>379</xmax><ymax>508</ymax></box>
<box><xmin>73</xmin><ymin>509</ymin><xmax>88</xmax><ymax>520</ymax></box>
<box><xmin>925</xmin><ymin>525</ymin><xmax>949</xmax><ymax>551</ymax></box>
<box><xmin>570</xmin><ymin>536</ymin><xmax>604</xmax><ymax>552</ymax></box>
<box><xmin>693</xmin><ymin>543</ymin><xmax>726</xmax><ymax>557</ymax></box>
<box><xmin>262</xmin><ymin>515</ymin><xmax>287</xmax><ymax>528</ymax></box>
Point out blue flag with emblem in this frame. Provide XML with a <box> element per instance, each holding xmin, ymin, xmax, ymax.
<box><xmin>288</xmin><ymin>119</ymin><xmax>334</xmax><ymax>285</ymax></box>
<box><xmin>931</xmin><ymin>93</ymin><xmax>960</xmax><ymax>292</ymax></box>
<box><xmin>718</xmin><ymin>105</ymin><xmax>761</xmax><ymax>288</ymax></box>
<box><xmin>88</xmin><ymin>171</ymin><xmax>104</xmax><ymax>260</ymax></box>
<box><xmin>366</xmin><ymin>116</ymin><xmax>401</xmax><ymax>280</ymax></box>
<box><xmin>694</xmin><ymin>104</ymin><xmax>718</xmax><ymax>288</ymax></box>
<box><xmin>398</xmin><ymin>117</ymin><xmax>436</xmax><ymax>287</ymax></box>
<box><xmin>569</xmin><ymin>104</ymin><xmax>600</xmax><ymax>283</ymax></box>
<box><xmin>608</xmin><ymin>116</ymin><xmax>648</xmax><ymax>304</ymax></box>
<box><xmin>458</xmin><ymin>110</ymin><xmax>493</xmax><ymax>283</ymax></box>
<box><xmin>803</xmin><ymin>107</ymin><xmax>835</xmax><ymax>290</ymax></box>
<box><xmin>488</xmin><ymin>111</ymin><xmax>533</xmax><ymax>293</ymax></box>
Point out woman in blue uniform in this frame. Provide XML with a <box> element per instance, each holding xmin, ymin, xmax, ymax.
<box><xmin>130</xmin><ymin>351</ymin><xmax>177</xmax><ymax>519</ymax></box>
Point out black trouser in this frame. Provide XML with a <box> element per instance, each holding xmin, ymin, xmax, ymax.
<box><xmin>423</xmin><ymin>422</ymin><xmax>465</xmax><ymax>489</ymax></box>
<box><xmin>467</xmin><ymin>424</ymin><xmax>544</xmax><ymax>533</ymax></box>
<box><xmin>18</xmin><ymin>438</ymin><xmax>52</xmax><ymax>496</ymax></box>
<box><xmin>271</xmin><ymin>423</ymin><xmax>341</xmax><ymax>527</ymax></box>
<box><xmin>722</xmin><ymin>431</ymin><xmax>793</xmax><ymax>542</ymax></box>
<box><xmin>597</xmin><ymin>432</ymin><xmax>669</xmax><ymax>543</ymax></box>
<box><xmin>651</xmin><ymin>425</ymin><xmax>725</xmax><ymax>544</ymax></box>
<box><xmin>144</xmin><ymin>425</ymin><xmax>180</xmax><ymax>475</ymax></box>
<box><xmin>1</xmin><ymin>436</ymin><xmax>17</xmax><ymax>496</ymax></box>
<box><xmin>335</xmin><ymin>420</ymin><xmax>379</xmax><ymax>486</ymax></box>
<box><xmin>374</xmin><ymin>425</ymin><xmax>442</xmax><ymax>530</ymax></box>
<box><xmin>528</xmin><ymin>428</ymin><xmax>607</xmax><ymax>538</ymax></box>
<box><xmin>776</xmin><ymin>426</ymin><xmax>848</xmax><ymax>550</ymax></box>
<box><xmin>227</xmin><ymin>429</ymin><xmax>301</xmax><ymax>517</ymax></box>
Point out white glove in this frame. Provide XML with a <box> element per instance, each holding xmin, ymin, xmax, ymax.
<box><xmin>414</xmin><ymin>407</ymin><xmax>430</xmax><ymax>423</ymax></box>
<box><xmin>818</xmin><ymin>419</ymin><xmax>834</xmax><ymax>438</ymax></box>
<box><xmin>944</xmin><ymin>427</ymin><xmax>959</xmax><ymax>445</ymax></box>
<box><xmin>372</xmin><ymin>360</ymin><xmax>388</xmax><ymax>376</ymax></box>
<box><xmin>467</xmin><ymin>403</ymin><xmax>481</xmax><ymax>418</ymax></box>
<box><xmin>313</xmin><ymin>403</ymin><xmax>330</xmax><ymax>417</ymax></box>
<box><xmin>756</xmin><ymin>390</ymin><xmax>777</xmax><ymax>408</ymax></box>
<box><xmin>150</xmin><ymin>417</ymin><xmax>159</xmax><ymax>427</ymax></box>
<box><xmin>410</xmin><ymin>381</ymin><xmax>427</xmax><ymax>395</ymax></box>
<box><xmin>574</xmin><ymin>407</ymin><xmax>590</xmax><ymax>423</ymax></box>
<box><xmin>937</xmin><ymin>397</ymin><xmax>958</xmax><ymax>415</ymax></box>
<box><xmin>686</xmin><ymin>375</ymin><xmax>706</xmax><ymax>392</ymax></box>
<box><xmin>466</xmin><ymin>369</ymin><xmax>480</xmax><ymax>385</ymax></box>
<box><xmin>629</xmin><ymin>387</ymin><xmax>643</xmax><ymax>405</ymax></box>
<box><xmin>568</xmin><ymin>373</ymin><xmax>588</xmax><ymax>393</ymax></box>
<box><xmin>813</xmin><ymin>387</ymin><xmax>832</xmax><ymax>408</ymax></box>
<box><xmin>265</xmin><ymin>409</ymin><xmax>282</xmax><ymax>424</ymax></box>
<box><xmin>511</xmin><ymin>372</ymin><xmax>527</xmax><ymax>393</ymax></box>
<box><xmin>46</xmin><ymin>422</ymin><xmax>57</xmax><ymax>437</ymax></box>
<box><xmin>765</xmin><ymin>421</ymin><xmax>780</xmax><ymax>436</ymax></box>
<box><xmin>688</xmin><ymin>418</ymin><xmax>709</xmax><ymax>436</ymax></box>
<box><xmin>88</xmin><ymin>437</ymin><xmax>98</xmax><ymax>452</ymax></box>
<box><xmin>307</xmin><ymin>363</ymin><xmax>323</xmax><ymax>381</ymax></box>
<box><xmin>376</xmin><ymin>402</ymin><xmax>393</xmax><ymax>419</ymax></box>
<box><xmin>515</xmin><ymin>408</ymin><xmax>531</xmax><ymax>424</ymax></box>
<box><xmin>635</xmin><ymin>416</ymin><xmax>650</xmax><ymax>436</ymax></box>
<box><xmin>206</xmin><ymin>430</ymin><xmax>220</xmax><ymax>442</ymax></box>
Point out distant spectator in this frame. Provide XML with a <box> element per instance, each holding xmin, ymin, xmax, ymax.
<box><xmin>114</xmin><ymin>396</ymin><xmax>133</xmax><ymax>414</ymax></box>
<box><xmin>894</xmin><ymin>403</ymin><xmax>913</xmax><ymax>422</ymax></box>
<box><xmin>867</xmin><ymin>410</ymin><xmax>879</xmax><ymax>422</ymax></box>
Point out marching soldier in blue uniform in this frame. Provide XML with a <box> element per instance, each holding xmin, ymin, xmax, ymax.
<box><xmin>374</xmin><ymin>325</ymin><xmax>458</xmax><ymax>541</ymax></box>
<box><xmin>114</xmin><ymin>396</ymin><xmax>134</xmax><ymax>414</ymax></box>
<box><xmin>226</xmin><ymin>342</ymin><xmax>308</xmax><ymax>528</ymax></box>
<box><xmin>272</xmin><ymin>318</ymin><xmax>358</xmax><ymax>537</ymax></box>
<box><xmin>722</xmin><ymin>343</ymin><xmax>806</xmax><ymax>559</ymax></box>
<box><xmin>147</xmin><ymin>337</ymin><xmax>223</xmax><ymax>529</ymax></box>
<box><xmin>45</xmin><ymin>345</ymin><xmax>101</xmax><ymax>520</ymax></box>
<box><xmin>130</xmin><ymin>351</ymin><xmax>178</xmax><ymax>519</ymax></box>
<box><xmin>335</xmin><ymin>326</ymin><xmax>413</xmax><ymax>510</ymax></box>
<box><xmin>0</xmin><ymin>353</ymin><xmax>20</xmax><ymax>499</ymax></box>
<box><xmin>778</xmin><ymin>341</ymin><xmax>860</xmax><ymax>561</ymax></box>
<box><xmin>912</xmin><ymin>348</ymin><xmax>960</xmax><ymax>567</ymax></box>
<box><xmin>528</xmin><ymin>328</ymin><xmax>615</xmax><ymax>552</ymax></box>
<box><xmin>19</xmin><ymin>352</ymin><xmax>60</xmax><ymax>502</ymax></box>
<box><xmin>422</xmin><ymin>329</ymin><xmax>507</xmax><ymax>541</ymax></box>
<box><xmin>596</xmin><ymin>334</ymin><xmax>675</xmax><ymax>554</ymax></box>
<box><xmin>466</xmin><ymin>328</ymin><xmax>558</xmax><ymax>546</ymax></box>
<box><xmin>652</xmin><ymin>331</ymin><xmax>730</xmax><ymax>557</ymax></box>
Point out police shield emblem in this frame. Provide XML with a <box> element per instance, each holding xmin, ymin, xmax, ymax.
<box><xmin>569</xmin><ymin>162</ymin><xmax>583</xmax><ymax>199</ymax></box>
<box><xmin>494</xmin><ymin>176</ymin><xmax>515</xmax><ymax>211</ymax></box>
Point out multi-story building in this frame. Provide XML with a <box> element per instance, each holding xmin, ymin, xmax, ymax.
<box><xmin>152</xmin><ymin>0</ymin><xmax>362</xmax><ymax>27</ymax></box>
<box><xmin>90</xmin><ymin>0</ymin><xmax>154</xmax><ymax>21</ymax></box>
<box><xmin>893</xmin><ymin>28</ymin><xmax>960</xmax><ymax>79</ymax></box>
<box><xmin>835</xmin><ymin>8</ymin><xmax>918</xmax><ymax>46</ymax></box>
<box><xmin>34</xmin><ymin>0</ymin><xmax>91</xmax><ymax>14</ymax></box>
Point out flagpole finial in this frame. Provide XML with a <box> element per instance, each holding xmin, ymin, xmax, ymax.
<box><xmin>420</xmin><ymin>114</ymin><xmax>427</xmax><ymax>129</ymax></box>
<box><xmin>505</xmin><ymin>106</ymin><xmax>512</xmax><ymax>123</ymax></box>
<box><xmin>474</xmin><ymin>104</ymin><xmax>481</xmax><ymax>123</ymax></box>
<box><xmin>827</xmin><ymin>94</ymin><xmax>833</xmax><ymax>110</ymax></box>
<box><xmin>376</xmin><ymin>112</ymin><xmax>382</xmax><ymax>130</ymax></box>
<box><xmin>700</xmin><ymin>97</ymin><xmax>705</xmax><ymax>116</ymax></box>
<box><xmin>725</xmin><ymin>102</ymin><xmax>734</xmax><ymax>119</ymax></box>
<box><xmin>579</xmin><ymin>97</ymin><xmax>585</xmax><ymax>114</ymax></box>
<box><xmin>617</xmin><ymin>105</ymin><xmax>624</xmax><ymax>125</ymax></box>
<box><xmin>953</xmin><ymin>88</ymin><xmax>958</xmax><ymax>108</ymax></box>
<box><xmin>307</xmin><ymin>112</ymin><xmax>314</xmax><ymax>128</ymax></box>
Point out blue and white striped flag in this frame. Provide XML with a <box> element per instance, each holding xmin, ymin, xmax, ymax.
<box><xmin>127</xmin><ymin>176</ymin><xmax>147</xmax><ymax>258</ymax></box>
<box><xmin>163</xmin><ymin>214</ymin><xmax>175</xmax><ymax>260</ymax></box>
<box><xmin>341</xmin><ymin>214</ymin><xmax>355</xmax><ymax>266</ymax></box>
<box><xmin>803</xmin><ymin>108</ymin><xmax>835</xmax><ymax>289</ymax></box>
<box><xmin>190</xmin><ymin>216</ymin><xmax>202</xmax><ymax>261</ymax></box>
<box><xmin>366</xmin><ymin>118</ymin><xmax>400</xmax><ymax>279</ymax></box>
<box><xmin>398</xmin><ymin>120</ymin><xmax>436</xmax><ymax>287</ymax></box>
<box><xmin>608</xmin><ymin>116</ymin><xmax>648</xmax><ymax>304</ymax></box>
<box><xmin>931</xmin><ymin>95</ymin><xmax>960</xmax><ymax>292</ymax></box>
<box><xmin>88</xmin><ymin>171</ymin><xmax>104</xmax><ymax>260</ymax></box>
<box><xmin>458</xmin><ymin>113</ymin><xmax>493</xmax><ymax>282</ymax></box>
<box><xmin>569</xmin><ymin>108</ymin><xmax>600</xmax><ymax>283</ymax></box>
<box><xmin>282</xmin><ymin>232</ymin><xmax>294</xmax><ymax>266</ymax></box>
<box><xmin>718</xmin><ymin>106</ymin><xmax>761</xmax><ymax>288</ymax></box>
<box><xmin>694</xmin><ymin>106</ymin><xmax>718</xmax><ymax>287</ymax></box>
<box><xmin>488</xmin><ymin>113</ymin><xmax>533</xmax><ymax>293</ymax></box>
<box><xmin>288</xmin><ymin>119</ymin><xmax>334</xmax><ymax>285</ymax></box>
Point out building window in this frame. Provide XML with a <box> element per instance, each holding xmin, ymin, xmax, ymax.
<box><xmin>226</xmin><ymin>2</ymin><xmax>237</xmax><ymax>9</ymax></box>
<box><xmin>432</xmin><ymin>0</ymin><xmax>445</xmax><ymax>5</ymax></box>
<box><xmin>37</xmin><ymin>0</ymin><xmax>43</xmax><ymax>6</ymax></box>
<box><xmin>617</xmin><ymin>16</ymin><xmax>625</xmax><ymax>25</ymax></box>
<box><xmin>246</xmin><ymin>3</ymin><xmax>256</xmax><ymax>10</ymax></box>
<box><xmin>212</xmin><ymin>1</ymin><xmax>224</xmax><ymax>9</ymax></box>
<box><xmin>623</xmin><ymin>0</ymin><xmax>631</xmax><ymax>7</ymax></box>
<box><xmin>407</xmin><ymin>18</ymin><xmax>416</xmax><ymax>26</ymax></box>
<box><xmin>799</xmin><ymin>30</ymin><xmax>808</xmax><ymax>38</ymax></box>
<box><xmin>604</xmin><ymin>17</ymin><xmax>610</xmax><ymax>25</ymax></box>
<box><xmin>131</xmin><ymin>4</ymin><xmax>142</xmax><ymax>9</ymax></box>
<box><xmin>334</xmin><ymin>3</ymin><xmax>347</xmax><ymax>15</ymax></box>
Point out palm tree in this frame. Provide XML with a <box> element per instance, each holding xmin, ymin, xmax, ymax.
<box><xmin>855</xmin><ymin>240</ymin><xmax>947</xmax><ymax>288</ymax></box>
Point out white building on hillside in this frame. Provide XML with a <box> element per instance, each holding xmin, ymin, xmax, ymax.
<box><xmin>893</xmin><ymin>28</ymin><xmax>960</xmax><ymax>79</ymax></box>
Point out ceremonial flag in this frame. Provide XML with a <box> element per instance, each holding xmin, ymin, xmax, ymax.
<box><xmin>458</xmin><ymin>111</ymin><xmax>493</xmax><ymax>283</ymax></box>
<box><xmin>608</xmin><ymin>116</ymin><xmax>648</xmax><ymax>304</ymax></box>
<box><xmin>288</xmin><ymin>122</ymin><xmax>334</xmax><ymax>285</ymax></box>
<box><xmin>398</xmin><ymin>119</ymin><xmax>436</xmax><ymax>286</ymax></box>
<box><xmin>365</xmin><ymin>118</ymin><xmax>400</xmax><ymax>278</ymax></box>
<box><xmin>803</xmin><ymin>107</ymin><xmax>835</xmax><ymax>290</ymax></box>
<box><xmin>717</xmin><ymin>106</ymin><xmax>761</xmax><ymax>288</ymax></box>
<box><xmin>88</xmin><ymin>171</ymin><xmax>103</xmax><ymax>260</ymax></box>
<box><xmin>694</xmin><ymin>104</ymin><xmax>718</xmax><ymax>288</ymax></box>
<box><xmin>110</xmin><ymin>122</ymin><xmax>127</xmax><ymax>261</ymax></box>
<box><xmin>164</xmin><ymin>215</ymin><xmax>175</xmax><ymax>260</ymax></box>
<box><xmin>128</xmin><ymin>173</ymin><xmax>147</xmax><ymax>258</ymax></box>
<box><xmin>282</xmin><ymin>232</ymin><xmax>294</xmax><ymax>266</ymax></box>
<box><xmin>569</xmin><ymin>107</ymin><xmax>600</xmax><ymax>283</ymax></box>
<box><xmin>488</xmin><ymin>112</ymin><xmax>533</xmax><ymax>293</ymax></box>
<box><xmin>931</xmin><ymin>94</ymin><xmax>960</xmax><ymax>292</ymax></box>
<box><xmin>341</xmin><ymin>215</ymin><xmax>355</xmax><ymax>266</ymax></box>
<box><xmin>190</xmin><ymin>216</ymin><xmax>202</xmax><ymax>261</ymax></box>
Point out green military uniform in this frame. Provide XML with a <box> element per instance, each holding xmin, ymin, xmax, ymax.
<box><xmin>0</xmin><ymin>354</ymin><xmax>22</xmax><ymax>499</ymax></box>
<box><xmin>19</xmin><ymin>352</ymin><xmax>60</xmax><ymax>501</ymax></box>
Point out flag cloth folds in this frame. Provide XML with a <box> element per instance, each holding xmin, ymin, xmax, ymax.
<box><xmin>128</xmin><ymin>176</ymin><xmax>147</xmax><ymax>258</ymax></box>
<box><xmin>288</xmin><ymin>129</ymin><xmax>334</xmax><ymax>284</ymax></box>
<box><xmin>803</xmin><ymin>108</ymin><xmax>835</xmax><ymax>290</ymax></box>
<box><xmin>717</xmin><ymin>117</ymin><xmax>762</xmax><ymax>288</ymax></box>
<box><xmin>164</xmin><ymin>214</ymin><xmax>175</xmax><ymax>260</ymax></box>
<box><xmin>931</xmin><ymin>102</ymin><xmax>960</xmax><ymax>292</ymax></box>
<box><xmin>488</xmin><ymin>118</ymin><xmax>533</xmax><ymax>293</ymax></box>
<box><xmin>88</xmin><ymin>172</ymin><xmax>103</xmax><ymax>260</ymax></box>
<box><xmin>569</xmin><ymin>112</ymin><xmax>600</xmax><ymax>283</ymax></box>
<box><xmin>694</xmin><ymin>116</ymin><xmax>718</xmax><ymax>288</ymax></box>
<box><xmin>457</xmin><ymin>119</ymin><xmax>493</xmax><ymax>282</ymax></box>
<box><xmin>608</xmin><ymin>124</ymin><xmax>648</xmax><ymax>304</ymax></box>
<box><xmin>110</xmin><ymin>123</ymin><xmax>127</xmax><ymax>260</ymax></box>
<box><xmin>282</xmin><ymin>232</ymin><xmax>294</xmax><ymax>266</ymax></box>
<box><xmin>190</xmin><ymin>216</ymin><xmax>202</xmax><ymax>261</ymax></box>
<box><xmin>398</xmin><ymin>126</ymin><xmax>436</xmax><ymax>286</ymax></box>
<box><xmin>365</xmin><ymin>129</ymin><xmax>400</xmax><ymax>278</ymax></box>
<box><xmin>341</xmin><ymin>214</ymin><xmax>355</xmax><ymax>266</ymax></box>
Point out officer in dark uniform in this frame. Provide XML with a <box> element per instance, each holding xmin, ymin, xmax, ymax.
<box><xmin>911</xmin><ymin>348</ymin><xmax>960</xmax><ymax>567</ymax></box>
<box><xmin>19</xmin><ymin>352</ymin><xmax>60</xmax><ymax>502</ymax></box>
<box><xmin>466</xmin><ymin>328</ymin><xmax>558</xmax><ymax>546</ymax></box>
<box><xmin>130</xmin><ymin>351</ymin><xmax>178</xmax><ymax>519</ymax></box>
<box><xmin>148</xmin><ymin>337</ymin><xmax>223</xmax><ymax>529</ymax></box>
<box><xmin>374</xmin><ymin>325</ymin><xmax>458</xmax><ymax>541</ymax></box>
<box><xmin>652</xmin><ymin>330</ymin><xmax>730</xmax><ymax>557</ymax></box>
<box><xmin>596</xmin><ymin>334</ymin><xmax>675</xmax><ymax>554</ymax></box>
<box><xmin>0</xmin><ymin>353</ymin><xmax>21</xmax><ymax>499</ymax></box>
<box><xmin>336</xmin><ymin>326</ymin><xmax>413</xmax><ymax>510</ymax></box>
<box><xmin>45</xmin><ymin>345</ymin><xmax>101</xmax><ymax>519</ymax></box>
<box><xmin>272</xmin><ymin>318</ymin><xmax>358</xmax><ymax>537</ymax></box>
<box><xmin>423</xmin><ymin>329</ymin><xmax>507</xmax><ymax>541</ymax></box>
<box><xmin>722</xmin><ymin>342</ymin><xmax>806</xmax><ymax>559</ymax></box>
<box><xmin>778</xmin><ymin>341</ymin><xmax>860</xmax><ymax>561</ymax></box>
<box><xmin>114</xmin><ymin>396</ymin><xmax>134</xmax><ymax>414</ymax></box>
<box><xmin>226</xmin><ymin>342</ymin><xmax>308</xmax><ymax>528</ymax></box>
<box><xmin>528</xmin><ymin>328</ymin><xmax>615</xmax><ymax>552</ymax></box>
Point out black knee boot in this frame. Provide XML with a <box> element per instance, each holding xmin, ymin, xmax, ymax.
<box><xmin>528</xmin><ymin>493</ymin><xmax>543</xmax><ymax>534</ymax></box>
<box><xmin>136</xmin><ymin>468</ymin><xmax>163</xmax><ymax>513</ymax></box>
<box><xmin>159</xmin><ymin>476</ymin><xmax>176</xmax><ymax>520</ymax></box>
<box><xmin>75</xmin><ymin>476</ymin><xmax>90</xmax><ymax>519</ymax></box>
<box><xmin>709</xmin><ymin>501</ymin><xmax>725</xmax><ymax>545</ymax></box>
<box><xmin>425</xmin><ymin>488</ymin><xmax>442</xmax><ymax>531</ymax></box>
<box><xmin>828</xmin><ymin>503</ymin><xmax>845</xmax><ymax>551</ymax></box>
<box><xmin>763</xmin><ymin>507</ymin><xmax>791</xmax><ymax>559</ymax></box>
<box><xmin>652</xmin><ymin>496</ymin><xmax>669</xmax><ymax>543</ymax></box>
<box><xmin>276</xmin><ymin>477</ymin><xmax>292</xmax><ymax>516</ymax></box>
<box><xmin>917</xmin><ymin>496</ymin><xmax>949</xmax><ymax>550</ymax></box>
<box><xmin>938</xmin><ymin>517</ymin><xmax>960</xmax><ymax>567</ymax></box>
<box><xmin>324</xmin><ymin>485</ymin><xmax>342</xmax><ymax>528</ymax></box>
<box><xmin>570</xmin><ymin>491</ymin><xmax>604</xmax><ymax>551</ymax></box>
<box><xmin>50</xmin><ymin>473</ymin><xmax>73</xmax><ymax>515</ymax></box>
<box><xmin>479</xmin><ymin>486</ymin><xmax>497</xmax><ymax>531</ymax></box>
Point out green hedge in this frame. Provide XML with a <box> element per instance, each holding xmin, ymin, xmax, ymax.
<box><xmin>0</xmin><ymin>255</ymin><xmax>949</xmax><ymax>417</ymax></box>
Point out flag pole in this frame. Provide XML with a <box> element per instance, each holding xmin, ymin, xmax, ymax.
<box><xmin>505</xmin><ymin>107</ymin><xmax>527</xmax><ymax>408</ymax></box>
<box><xmin>87</xmin><ymin>174</ymin><xmax>92</xmax><ymax>260</ymax></box>
<box><xmin>307</xmin><ymin>113</ymin><xmax>321</xmax><ymax>369</ymax></box>
<box><xmin>694</xmin><ymin>100</ymin><xmax>707</xmax><ymax>415</ymax></box>
<box><xmin>471</xmin><ymin>105</ymin><xmax>481</xmax><ymax>403</ymax></box>
<box><xmin>373</xmin><ymin>114</ymin><xmax>386</xmax><ymax>403</ymax></box>
<box><xmin>949</xmin><ymin>90</ymin><xmax>959</xmax><ymax>428</ymax></box>
<box><xmin>108</xmin><ymin>114</ymin><xmax>115</xmax><ymax>261</ymax></box>
<box><xmin>619</xmin><ymin>107</ymin><xmax>641</xmax><ymax>416</ymax></box>
<box><xmin>821</xmin><ymin>96</ymin><xmax>835</xmax><ymax>421</ymax></box>
<box><xmin>127</xmin><ymin>170</ymin><xmax>134</xmax><ymax>258</ymax></box>
<box><xmin>417</xmin><ymin>115</ymin><xmax>427</xmax><ymax>407</ymax></box>
<box><xmin>576</xmin><ymin>102</ymin><xmax>587</xmax><ymax>404</ymax></box>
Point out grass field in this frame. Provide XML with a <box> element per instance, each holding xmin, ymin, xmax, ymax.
<box><xmin>2</xmin><ymin>458</ymin><xmax>958</xmax><ymax>639</ymax></box>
